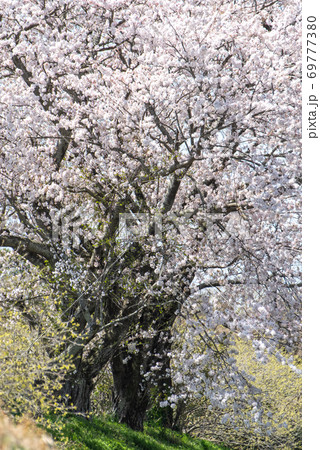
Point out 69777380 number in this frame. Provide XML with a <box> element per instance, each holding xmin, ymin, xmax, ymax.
<box><xmin>306</xmin><ymin>16</ymin><xmax>318</xmax><ymax>139</ymax></box>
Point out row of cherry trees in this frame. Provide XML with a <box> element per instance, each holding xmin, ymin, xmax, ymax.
<box><xmin>0</xmin><ymin>0</ymin><xmax>301</xmax><ymax>431</ymax></box>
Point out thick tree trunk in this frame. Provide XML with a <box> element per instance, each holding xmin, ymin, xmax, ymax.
<box><xmin>154</xmin><ymin>336</ymin><xmax>174</xmax><ymax>429</ymax></box>
<box><xmin>111</xmin><ymin>350</ymin><xmax>149</xmax><ymax>431</ymax></box>
<box><xmin>157</xmin><ymin>345</ymin><xmax>173</xmax><ymax>429</ymax></box>
<box><xmin>60</xmin><ymin>367</ymin><xmax>94</xmax><ymax>414</ymax></box>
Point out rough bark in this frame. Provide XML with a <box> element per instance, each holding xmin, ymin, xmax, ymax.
<box><xmin>153</xmin><ymin>332</ymin><xmax>174</xmax><ymax>429</ymax></box>
<box><xmin>60</xmin><ymin>363</ymin><xmax>94</xmax><ymax>414</ymax></box>
<box><xmin>111</xmin><ymin>349</ymin><xmax>149</xmax><ymax>431</ymax></box>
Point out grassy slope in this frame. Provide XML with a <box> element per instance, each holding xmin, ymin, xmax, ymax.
<box><xmin>47</xmin><ymin>415</ymin><xmax>231</xmax><ymax>450</ymax></box>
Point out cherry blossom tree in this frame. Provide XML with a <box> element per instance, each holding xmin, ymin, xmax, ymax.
<box><xmin>0</xmin><ymin>0</ymin><xmax>301</xmax><ymax>431</ymax></box>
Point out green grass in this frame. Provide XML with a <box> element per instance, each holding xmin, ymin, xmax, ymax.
<box><xmin>46</xmin><ymin>414</ymin><xmax>231</xmax><ymax>450</ymax></box>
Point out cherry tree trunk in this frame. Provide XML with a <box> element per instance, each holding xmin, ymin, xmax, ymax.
<box><xmin>111</xmin><ymin>350</ymin><xmax>149</xmax><ymax>431</ymax></box>
<box><xmin>60</xmin><ymin>369</ymin><xmax>94</xmax><ymax>414</ymax></box>
<box><xmin>153</xmin><ymin>332</ymin><xmax>174</xmax><ymax>429</ymax></box>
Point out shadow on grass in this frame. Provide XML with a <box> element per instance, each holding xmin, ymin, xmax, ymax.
<box><xmin>47</xmin><ymin>414</ymin><xmax>230</xmax><ymax>450</ymax></box>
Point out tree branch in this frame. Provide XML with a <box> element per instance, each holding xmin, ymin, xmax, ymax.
<box><xmin>0</xmin><ymin>233</ymin><xmax>53</xmax><ymax>267</ymax></box>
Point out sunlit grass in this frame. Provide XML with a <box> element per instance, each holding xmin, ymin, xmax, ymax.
<box><xmin>46</xmin><ymin>413</ymin><xmax>231</xmax><ymax>450</ymax></box>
